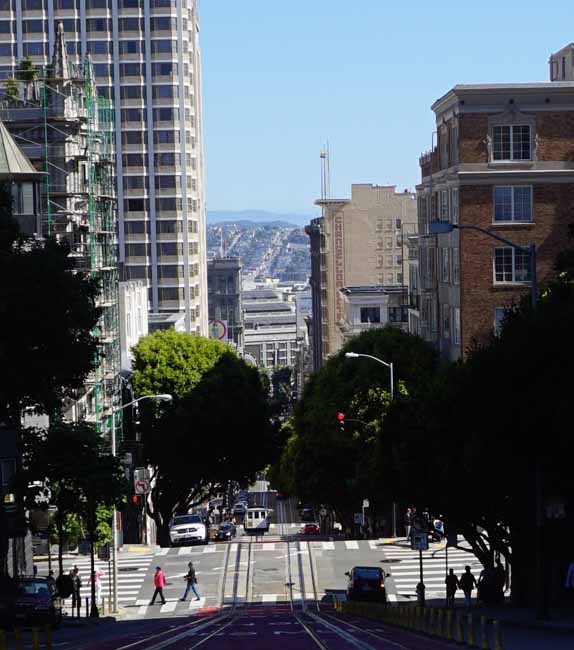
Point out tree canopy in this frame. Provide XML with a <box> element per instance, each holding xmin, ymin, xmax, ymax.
<box><xmin>0</xmin><ymin>189</ymin><xmax>101</xmax><ymax>418</ymax></box>
<box><xmin>132</xmin><ymin>331</ymin><xmax>275</xmax><ymax>544</ymax></box>
<box><xmin>18</xmin><ymin>421</ymin><xmax>126</xmax><ymax>574</ymax></box>
<box><xmin>277</xmin><ymin>327</ymin><xmax>438</xmax><ymax>528</ymax></box>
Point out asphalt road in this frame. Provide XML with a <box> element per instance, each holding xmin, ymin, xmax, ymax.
<box><xmin>19</xmin><ymin>488</ymin><xmax>573</xmax><ymax>649</ymax></box>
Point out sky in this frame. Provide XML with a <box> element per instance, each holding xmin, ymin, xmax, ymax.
<box><xmin>200</xmin><ymin>0</ymin><xmax>572</xmax><ymax>214</ymax></box>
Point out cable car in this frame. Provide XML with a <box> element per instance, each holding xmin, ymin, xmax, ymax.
<box><xmin>244</xmin><ymin>507</ymin><xmax>272</xmax><ymax>535</ymax></box>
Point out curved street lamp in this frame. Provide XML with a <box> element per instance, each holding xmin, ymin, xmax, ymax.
<box><xmin>344</xmin><ymin>352</ymin><xmax>396</xmax><ymax>537</ymax></box>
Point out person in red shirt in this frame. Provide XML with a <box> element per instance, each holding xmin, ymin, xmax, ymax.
<box><xmin>150</xmin><ymin>566</ymin><xmax>167</xmax><ymax>605</ymax></box>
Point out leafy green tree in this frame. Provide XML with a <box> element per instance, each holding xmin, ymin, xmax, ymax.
<box><xmin>383</xmin><ymin>250</ymin><xmax>574</xmax><ymax>605</ymax></box>
<box><xmin>285</xmin><ymin>327</ymin><xmax>437</xmax><ymax>529</ymax></box>
<box><xmin>0</xmin><ymin>192</ymin><xmax>101</xmax><ymax>419</ymax></box>
<box><xmin>18</xmin><ymin>422</ymin><xmax>126</xmax><ymax>575</ymax></box>
<box><xmin>132</xmin><ymin>332</ymin><xmax>275</xmax><ymax>545</ymax></box>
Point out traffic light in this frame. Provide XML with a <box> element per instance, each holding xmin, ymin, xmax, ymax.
<box><xmin>337</xmin><ymin>412</ymin><xmax>345</xmax><ymax>432</ymax></box>
<box><xmin>132</xmin><ymin>495</ymin><xmax>140</xmax><ymax>505</ymax></box>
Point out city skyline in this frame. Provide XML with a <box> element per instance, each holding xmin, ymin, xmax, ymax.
<box><xmin>201</xmin><ymin>0</ymin><xmax>573</xmax><ymax>212</ymax></box>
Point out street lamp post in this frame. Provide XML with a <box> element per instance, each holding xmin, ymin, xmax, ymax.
<box><xmin>109</xmin><ymin>393</ymin><xmax>172</xmax><ymax>613</ymax></box>
<box><xmin>345</xmin><ymin>351</ymin><xmax>396</xmax><ymax>536</ymax></box>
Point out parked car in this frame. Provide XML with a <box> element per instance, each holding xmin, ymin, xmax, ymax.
<box><xmin>169</xmin><ymin>514</ymin><xmax>208</xmax><ymax>546</ymax></box>
<box><xmin>345</xmin><ymin>566</ymin><xmax>389</xmax><ymax>603</ymax></box>
<box><xmin>215</xmin><ymin>522</ymin><xmax>236</xmax><ymax>541</ymax></box>
<box><xmin>0</xmin><ymin>576</ymin><xmax>62</xmax><ymax>627</ymax></box>
<box><xmin>302</xmin><ymin>523</ymin><xmax>320</xmax><ymax>535</ymax></box>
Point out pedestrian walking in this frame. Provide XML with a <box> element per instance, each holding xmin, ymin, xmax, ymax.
<box><xmin>89</xmin><ymin>565</ymin><xmax>104</xmax><ymax>605</ymax></box>
<box><xmin>404</xmin><ymin>508</ymin><xmax>412</xmax><ymax>542</ymax></box>
<box><xmin>445</xmin><ymin>568</ymin><xmax>459</xmax><ymax>608</ymax></box>
<box><xmin>150</xmin><ymin>566</ymin><xmax>167</xmax><ymax>605</ymax></box>
<box><xmin>459</xmin><ymin>566</ymin><xmax>478</xmax><ymax>610</ymax></box>
<box><xmin>180</xmin><ymin>562</ymin><xmax>201</xmax><ymax>601</ymax></box>
<box><xmin>70</xmin><ymin>566</ymin><xmax>82</xmax><ymax>616</ymax></box>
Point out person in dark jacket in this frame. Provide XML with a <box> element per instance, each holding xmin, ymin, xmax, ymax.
<box><xmin>180</xmin><ymin>562</ymin><xmax>200</xmax><ymax>601</ymax></box>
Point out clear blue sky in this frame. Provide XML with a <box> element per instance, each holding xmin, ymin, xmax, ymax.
<box><xmin>200</xmin><ymin>0</ymin><xmax>570</xmax><ymax>214</ymax></box>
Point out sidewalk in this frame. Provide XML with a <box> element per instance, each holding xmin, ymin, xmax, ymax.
<box><xmin>471</xmin><ymin>602</ymin><xmax>574</xmax><ymax>634</ymax></box>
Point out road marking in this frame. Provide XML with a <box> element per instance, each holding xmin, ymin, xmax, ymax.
<box><xmin>188</xmin><ymin>597</ymin><xmax>206</xmax><ymax>609</ymax></box>
<box><xmin>262</xmin><ymin>594</ymin><xmax>277</xmax><ymax>603</ymax></box>
<box><xmin>321</xmin><ymin>541</ymin><xmax>335</xmax><ymax>551</ymax></box>
<box><xmin>203</xmin><ymin>545</ymin><xmax>216</xmax><ymax>553</ymax></box>
<box><xmin>160</xmin><ymin>600</ymin><xmax>177</xmax><ymax>613</ymax></box>
<box><xmin>369</xmin><ymin>540</ymin><xmax>380</xmax><ymax>550</ymax></box>
<box><xmin>345</xmin><ymin>540</ymin><xmax>359</xmax><ymax>550</ymax></box>
<box><xmin>138</xmin><ymin>605</ymin><xmax>148</xmax><ymax>615</ymax></box>
<box><xmin>156</xmin><ymin>548</ymin><xmax>169</xmax><ymax>556</ymax></box>
<box><xmin>178</xmin><ymin>547</ymin><xmax>192</xmax><ymax>555</ymax></box>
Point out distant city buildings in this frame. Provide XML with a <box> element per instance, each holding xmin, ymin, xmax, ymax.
<box><xmin>307</xmin><ymin>184</ymin><xmax>417</xmax><ymax>370</ymax></box>
<box><xmin>412</xmin><ymin>80</ymin><xmax>574</xmax><ymax>360</ymax></box>
<box><xmin>242</xmin><ymin>288</ymin><xmax>298</xmax><ymax>370</ymax></box>
<box><xmin>207</xmin><ymin>256</ymin><xmax>243</xmax><ymax>349</ymax></box>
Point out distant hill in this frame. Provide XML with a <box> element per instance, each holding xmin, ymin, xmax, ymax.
<box><xmin>207</xmin><ymin>210</ymin><xmax>314</xmax><ymax>227</ymax></box>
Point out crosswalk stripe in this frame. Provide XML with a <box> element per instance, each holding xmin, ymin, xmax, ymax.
<box><xmin>203</xmin><ymin>545</ymin><xmax>216</xmax><ymax>553</ymax></box>
<box><xmin>178</xmin><ymin>547</ymin><xmax>192</xmax><ymax>555</ymax></box>
<box><xmin>188</xmin><ymin>597</ymin><xmax>206</xmax><ymax>610</ymax></box>
<box><xmin>160</xmin><ymin>601</ymin><xmax>177</xmax><ymax>613</ymax></box>
<box><xmin>345</xmin><ymin>541</ymin><xmax>359</xmax><ymax>550</ymax></box>
<box><xmin>156</xmin><ymin>548</ymin><xmax>169</xmax><ymax>556</ymax></box>
<box><xmin>321</xmin><ymin>541</ymin><xmax>335</xmax><ymax>551</ymax></box>
<box><xmin>262</xmin><ymin>594</ymin><xmax>277</xmax><ymax>603</ymax></box>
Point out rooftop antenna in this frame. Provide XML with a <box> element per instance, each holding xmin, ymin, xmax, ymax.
<box><xmin>219</xmin><ymin>227</ymin><xmax>224</xmax><ymax>258</ymax></box>
<box><xmin>320</xmin><ymin>141</ymin><xmax>331</xmax><ymax>200</ymax></box>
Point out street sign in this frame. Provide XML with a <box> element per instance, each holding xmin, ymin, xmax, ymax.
<box><xmin>208</xmin><ymin>319</ymin><xmax>228</xmax><ymax>342</ymax></box>
<box><xmin>411</xmin><ymin>532</ymin><xmax>429</xmax><ymax>551</ymax></box>
<box><xmin>134</xmin><ymin>467</ymin><xmax>150</xmax><ymax>481</ymax></box>
<box><xmin>134</xmin><ymin>478</ymin><xmax>150</xmax><ymax>495</ymax></box>
<box><xmin>354</xmin><ymin>513</ymin><xmax>363</xmax><ymax>525</ymax></box>
<box><xmin>362</xmin><ymin>499</ymin><xmax>370</xmax><ymax>508</ymax></box>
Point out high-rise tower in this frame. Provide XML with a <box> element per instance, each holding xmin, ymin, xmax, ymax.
<box><xmin>0</xmin><ymin>0</ymin><xmax>207</xmax><ymax>334</ymax></box>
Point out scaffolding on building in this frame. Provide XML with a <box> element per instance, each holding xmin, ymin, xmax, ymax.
<box><xmin>0</xmin><ymin>27</ymin><xmax>122</xmax><ymax>444</ymax></box>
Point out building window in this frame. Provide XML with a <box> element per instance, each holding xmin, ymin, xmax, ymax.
<box><xmin>152</xmin><ymin>62</ymin><xmax>177</xmax><ymax>77</ymax></box>
<box><xmin>360</xmin><ymin>307</ymin><xmax>380</xmax><ymax>324</ymax></box>
<box><xmin>121</xmin><ymin>130</ymin><xmax>143</xmax><ymax>144</ymax></box>
<box><xmin>151</xmin><ymin>40</ymin><xmax>176</xmax><ymax>54</ymax></box>
<box><xmin>492</xmin><ymin>125</ymin><xmax>531</xmax><ymax>161</ymax></box>
<box><xmin>120</xmin><ymin>62</ymin><xmax>144</xmax><ymax>77</ymax></box>
<box><xmin>23</xmin><ymin>42</ymin><xmax>46</xmax><ymax>56</ymax></box>
<box><xmin>119</xmin><ymin>17</ymin><xmax>143</xmax><ymax>32</ymax></box>
<box><xmin>440</xmin><ymin>190</ymin><xmax>449</xmax><ymax>221</ymax></box>
<box><xmin>153</xmin><ymin>130</ymin><xmax>179</xmax><ymax>144</ymax></box>
<box><xmin>154</xmin><ymin>107</ymin><xmax>178</xmax><ymax>122</ymax></box>
<box><xmin>494</xmin><ymin>247</ymin><xmax>531</xmax><ymax>283</ymax></box>
<box><xmin>493</xmin><ymin>186</ymin><xmax>532</xmax><ymax>223</ymax></box>
<box><xmin>152</xmin><ymin>84</ymin><xmax>178</xmax><ymax>99</ymax></box>
<box><xmin>155</xmin><ymin>152</ymin><xmax>176</xmax><ymax>166</ymax></box>
<box><xmin>441</xmin><ymin>247</ymin><xmax>450</xmax><ymax>283</ymax></box>
<box><xmin>453</xmin><ymin>307</ymin><xmax>461</xmax><ymax>345</ymax></box>
<box><xmin>121</xmin><ymin>108</ymin><xmax>144</xmax><ymax>123</ymax></box>
<box><xmin>452</xmin><ymin>247</ymin><xmax>460</xmax><ymax>285</ymax></box>
<box><xmin>22</xmin><ymin>19</ymin><xmax>45</xmax><ymax>34</ymax></box>
<box><xmin>88</xmin><ymin>40</ymin><xmax>113</xmax><ymax>55</ymax></box>
<box><xmin>451</xmin><ymin>188</ymin><xmax>459</xmax><ymax>224</ymax></box>
<box><xmin>123</xmin><ymin>153</ymin><xmax>144</xmax><ymax>167</ymax></box>
<box><xmin>119</xmin><ymin>41</ymin><xmax>145</xmax><ymax>54</ymax></box>
<box><xmin>87</xmin><ymin>18</ymin><xmax>111</xmax><ymax>32</ymax></box>
<box><xmin>442</xmin><ymin>304</ymin><xmax>450</xmax><ymax>339</ymax></box>
<box><xmin>120</xmin><ymin>86</ymin><xmax>143</xmax><ymax>100</ymax></box>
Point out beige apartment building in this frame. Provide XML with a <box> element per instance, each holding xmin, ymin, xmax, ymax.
<box><xmin>307</xmin><ymin>184</ymin><xmax>417</xmax><ymax>368</ymax></box>
<box><xmin>0</xmin><ymin>0</ymin><xmax>208</xmax><ymax>334</ymax></box>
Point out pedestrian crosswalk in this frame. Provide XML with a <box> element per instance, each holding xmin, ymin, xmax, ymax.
<box><xmin>382</xmin><ymin>542</ymin><xmax>484</xmax><ymax>599</ymax></box>
<box><xmin>134</xmin><ymin>597</ymin><xmax>207</xmax><ymax>618</ymax></box>
<box><xmin>62</xmin><ymin>552</ymin><xmax>154</xmax><ymax>606</ymax></box>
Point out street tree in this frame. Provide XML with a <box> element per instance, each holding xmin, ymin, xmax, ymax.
<box><xmin>18</xmin><ymin>422</ymin><xmax>126</xmax><ymax>576</ymax></box>
<box><xmin>132</xmin><ymin>332</ymin><xmax>274</xmax><ymax>545</ymax></box>
<box><xmin>0</xmin><ymin>191</ymin><xmax>101</xmax><ymax>419</ymax></box>
<box><xmin>285</xmin><ymin>327</ymin><xmax>437</xmax><ymax>530</ymax></box>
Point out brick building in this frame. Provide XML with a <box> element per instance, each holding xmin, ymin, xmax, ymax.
<box><xmin>412</xmin><ymin>82</ymin><xmax>574</xmax><ymax>360</ymax></box>
<box><xmin>308</xmin><ymin>184</ymin><xmax>417</xmax><ymax>369</ymax></box>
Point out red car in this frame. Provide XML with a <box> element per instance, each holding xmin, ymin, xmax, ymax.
<box><xmin>302</xmin><ymin>523</ymin><xmax>320</xmax><ymax>535</ymax></box>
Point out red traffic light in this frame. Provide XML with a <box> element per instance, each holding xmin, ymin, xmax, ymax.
<box><xmin>132</xmin><ymin>495</ymin><xmax>139</xmax><ymax>504</ymax></box>
<box><xmin>337</xmin><ymin>412</ymin><xmax>345</xmax><ymax>421</ymax></box>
